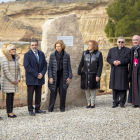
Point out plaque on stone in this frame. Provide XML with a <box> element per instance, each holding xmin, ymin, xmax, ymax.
<box><xmin>57</xmin><ymin>36</ymin><xmax>73</xmax><ymax>46</ymax></box>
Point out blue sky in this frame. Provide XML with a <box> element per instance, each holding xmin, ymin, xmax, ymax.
<box><xmin>0</xmin><ymin>0</ymin><xmax>16</xmax><ymax>3</ymax></box>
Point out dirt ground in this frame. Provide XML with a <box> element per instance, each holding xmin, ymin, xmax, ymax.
<box><xmin>0</xmin><ymin>91</ymin><xmax>112</xmax><ymax>109</ymax></box>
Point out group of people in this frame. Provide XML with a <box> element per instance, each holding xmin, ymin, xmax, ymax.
<box><xmin>0</xmin><ymin>39</ymin><xmax>72</xmax><ymax>118</ymax></box>
<box><xmin>107</xmin><ymin>35</ymin><xmax>140</xmax><ymax>108</ymax></box>
<box><xmin>0</xmin><ymin>35</ymin><xmax>139</xmax><ymax>119</ymax></box>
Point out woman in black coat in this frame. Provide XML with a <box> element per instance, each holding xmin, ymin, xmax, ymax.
<box><xmin>48</xmin><ymin>40</ymin><xmax>72</xmax><ymax>112</ymax></box>
<box><xmin>78</xmin><ymin>40</ymin><xmax>103</xmax><ymax>108</ymax></box>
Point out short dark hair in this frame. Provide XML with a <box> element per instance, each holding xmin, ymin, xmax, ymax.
<box><xmin>30</xmin><ymin>38</ymin><xmax>38</xmax><ymax>45</ymax></box>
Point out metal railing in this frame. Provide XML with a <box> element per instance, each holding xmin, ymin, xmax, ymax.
<box><xmin>14</xmin><ymin>0</ymin><xmax>103</xmax><ymax>4</ymax></box>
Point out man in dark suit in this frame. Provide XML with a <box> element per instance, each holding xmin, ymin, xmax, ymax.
<box><xmin>107</xmin><ymin>37</ymin><xmax>131</xmax><ymax>108</ymax></box>
<box><xmin>24</xmin><ymin>38</ymin><xmax>47</xmax><ymax>116</ymax></box>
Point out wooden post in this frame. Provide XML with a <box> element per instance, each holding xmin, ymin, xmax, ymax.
<box><xmin>1</xmin><ymin>63</ymin><xmax>4</xmax><ymax>109</ymax></box>
<box><xmin>113</xmin><ymin>38</ymin><xmax>115</xmax><ymax>46</ymax></box>
<box><xmin>20</xmin><ymin>75</ymin><xmax>24</xmax><ymax>105</ymax></box>
<box><xmin>103</xmin><ymin>38</ymin><xmax>105</xmax><ymax>49</ymax></box>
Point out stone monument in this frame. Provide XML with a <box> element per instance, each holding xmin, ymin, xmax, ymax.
<box><xmin>41</xmin><ymin>13</ymin><xmax>86</xmax><ymax>110</ymax></box>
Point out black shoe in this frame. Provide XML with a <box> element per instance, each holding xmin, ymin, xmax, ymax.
<box><xmin>0</xmin><ymin>116</ymin><xmax>2</xmax><ymax>120</ymax></box>
<box><xmin>13</xmin><ymin>114</ymin><xmax>17</xmax><ymax>117</ymax></box>
<box><xmin>35</xmin><ymin>109</ymin><xmax>46</xmax><ymax>114</ymax></box>
<box><xmin>86</xmin><ymin>104</ymin><xmax>91</xmax><ymax>108</ymax></box>
<box><xmin>133</xmin><ymin>105</ymin><xmax>139</xmax><ymax>108</ymax></box>
<box><xmin>90</xmin><ymin>104</ymin><xmax>95</xmax><ymax>108</ymax></box>
<box><xmin>29</xmin><ymin>111</ymin><xmax>35</xmax><ymax>116</ymax></box>
<box><xmin>48</xmin><ymin>110</ymin><xmax>53</xmax><ymax>112</ymax></box>
<box><xmin>8</xmin><ymin>114</ymin><xmax>15</xmax><ymax>118</ymax></box>
<box><xmin>60</xmin><ymin>110</ymin><xmax>65</xmax><ymax>112</ymax></box>
<box><xmin>120</xmin><ymin>104</ymin><xmax>125</xmax><ymax>108</ymax></box>
<box><xmin>112</xmin><ymin>104</ymin><xmax>118</xmax><ymax>108</ymax></box>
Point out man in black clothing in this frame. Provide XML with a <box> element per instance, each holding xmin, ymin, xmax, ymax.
<box><xmin>107</xmin><ymin>37</ymin><xmax>131</xmax><ymax>108</ymax></box>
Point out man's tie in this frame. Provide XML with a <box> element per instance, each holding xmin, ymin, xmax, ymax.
<box><xmin>35</xmin><ymin>52</ymin><xmax>39</xmax><ymax>63</ymax></box>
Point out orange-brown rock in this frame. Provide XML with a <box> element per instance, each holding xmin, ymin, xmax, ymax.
<box><xmin>0</xmin><ymin>0</ymin><xmax>113</xmax><ymax>42</ymax></box>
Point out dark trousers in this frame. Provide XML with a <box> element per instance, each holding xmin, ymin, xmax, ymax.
<box><xmin>113</xmin><ymin>89</ymin><xmax>127</xmax><ymax>105</ymax></box>
<box><xmin>6</xmin><ymin>93</ymin><xmax>14</xmax><ymax>113</ymax></box>
<box><xmin>27</xmin><ymin>85</ymin><xmax>42</xmax><ymax>111</ymax></box>
<box><xmin>48</xmin><ymin>71</ymin><xmax>67</xmax><ymax>111</ymax></box>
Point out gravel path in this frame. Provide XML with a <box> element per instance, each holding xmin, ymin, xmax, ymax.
<box><xmin>0</xmin><ymin>94</ymin><xmax>140</xmax><ymax>140</ymax></box>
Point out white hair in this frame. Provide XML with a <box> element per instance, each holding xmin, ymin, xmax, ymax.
<box><xmin>132</xmin><ymin>35</ymin><xmax>140</xmax><ymax>40</ymax></box>
<box><xmin>117</xmin><ymin>37</ymin><xmax>125</xmax><ymax>42</ymax></box>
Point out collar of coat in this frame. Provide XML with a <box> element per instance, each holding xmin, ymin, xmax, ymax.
<box><xmin>132</xmin><ymin>43</ymin><xmax>140</xmax><ymax>50</ymax></box>
<box><xmin>28</xmin><ymin>49</ymin><xmax>44</xmax><ymax>55</ymax></box>
<box><xmin>85</xmin><ymin>50</ymin><xmax>98</xmax><ymax>54</ymax></box>
<box><xmin>53</xmin><ymin>50</ymin><xmax>67</xmax><ymax>58</ymax></box>
<box><xmin>2</xmin><ymin>48</ymin><xmax>20</xmax><ymax>61</ymax></box>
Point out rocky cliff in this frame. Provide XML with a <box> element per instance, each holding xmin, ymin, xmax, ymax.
<box><xmin>0</xmin><ymin>0</ymin><xmax>112</xmax><ymax>42</ymax></box>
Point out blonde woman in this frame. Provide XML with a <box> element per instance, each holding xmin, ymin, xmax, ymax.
<box><xmin>48</xmin><ymin>40</ymin><xmax>72</xmax><ymax>112</ymax></box>
<box><xmin>1</xmin><ymin>44</ymin><xmax>21</xmax><ymax>118</ymax></box>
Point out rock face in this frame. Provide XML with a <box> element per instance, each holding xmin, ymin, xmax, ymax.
<box><xmin>0</xmin><ymin>0</ymin><xmax>111</xmax><ymax>42</ymax></box>
<box><xmin>41</xmin><ymin>13</ymin><xmax>86</xmax><ymax>109</ymax></box>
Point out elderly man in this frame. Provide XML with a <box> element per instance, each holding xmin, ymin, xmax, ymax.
<box><xmin>107</xmin><ymin>37</ymin><xmax>131</xmax><ymax>108</ymax></box>
<box><xmin>128</xmin><ymin>35</ymin><xmax>140</xmax><ymax>107</ymax></box>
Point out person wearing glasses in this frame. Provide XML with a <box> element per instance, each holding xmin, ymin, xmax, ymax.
<box><xmin>128</xmin><ymin>35</ymin><xmax>140</xmax><ymax>107</ymax></box>
<box><xmin>1</xmin><ymin>44</ymin><xmax>21</xmax><ymax>118</ymax></box>
<box><xmin>107</xmin><ymin>37</ymin><xmax>131</xmax><ymax>108</ymax></box>
<box><xmin>24</xmin><ymin>38</ymin><xmax>47</xmax><ymax>116</ymax></box>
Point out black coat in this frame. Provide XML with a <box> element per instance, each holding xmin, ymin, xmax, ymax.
<box><xmin>48</xmin><ymin>50</ymin><xmax>72</xmax><ymax>92</ymax></box>
<box><xmin>128</xmin><ymin>47</ymin><xmax>140</xmax><ymax>82</ymax></box>
<box><xmin>107</xmin><ymin>46</ymin><xmax>131</xmax><ymax>90</ymax></box>
<box><xmin>128</xmin><ymin>47</ymin><xmax>140</xmax><ymax>103</ymax></box>
<box><xmin>24</xmin><ymin>49</ymin><xmax>47</xmax><ymax>86</ymax></box>
<box><xmin>78</xmin><ymin>50</ymin><xmax>103</xmax><ymax>89</ymax></box>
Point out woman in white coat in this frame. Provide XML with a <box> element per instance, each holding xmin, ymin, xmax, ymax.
<box><xmin>1</xmin><ymin>44</ymin><xmax>21</xmax><ymax>118</ymax></box>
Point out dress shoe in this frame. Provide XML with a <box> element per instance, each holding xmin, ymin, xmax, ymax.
<box><xmin>60</xmin><ymin>110</ymin><xmax>65</xmax><ymax>112</ymax></box>
<box><xmin>112</xmin><ymin>104</ymin><xmax>118</xmax><ymax>108</ymax></box>
<box><xmin>35</xmin><ymin>109</ymin><xmax>46</xmax><ymax>114</ymax></box>
<box><xmin>90</xmin><ymin>104</ymin><xmax>95</xmax><ymax>108</ymax></box>
<box><xmin>13</xmin><ymin>114</ymin><xmax>17</xmax><ymax>117</ymax></box>
<box><xmin>48</xmin><ymin>110</ymin><xmax>53</xmax><ymax>112</ymax></box>
<box><xmin>86</xmin><ymin>105</ymin><xmax>91</xmax><ymax>108</ymax></box>
<box><xmin>133</xmin><ymin>105</ymin><xmax>139</xmax><ymax>108</ymax></box>
<box><xmin>120</xmin><ymin>104</ymin><xmax>125</xmax><ymax>108</ymax></box>
<box><xmin>29</xmin><ymin>111</ymin><xmax>35</xmax><ymax>116</ymax></box>
<box><xmin>8</xmin><ymin>114</ymin><xmax>15</xmax><ymax>118</ymax></box>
